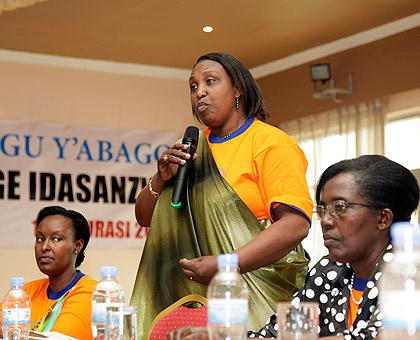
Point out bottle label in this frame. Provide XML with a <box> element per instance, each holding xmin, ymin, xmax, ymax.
<box><xmin>382</xmin><ymin>290</ymin><xmax>420</xmax><ymax>328</ymax></box>
<box><xmin>2</xmin><ymin>308</ymin><xmax>30</xmax><ymax>325</ymax></box>
<box><xmin>92</xmin><ymin>302</ymin><xmax>124</xmax><ymax>324</ymax></box>
<box><xmin>208</xmin><ymin>298</ymin><xmax>248</xmax><ymax>325</ymax></box>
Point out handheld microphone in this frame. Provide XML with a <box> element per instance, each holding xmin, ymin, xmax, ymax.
<box><xmin>171</xmin><ymin>126</ymin><xmax>199</xmax><ymax>208</ymax></box>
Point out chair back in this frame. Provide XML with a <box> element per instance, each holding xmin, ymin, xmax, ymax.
<box><xmin>148</xmin><ymin>294</ymin><xmax>208</xmax><ymax>340</ymax></box>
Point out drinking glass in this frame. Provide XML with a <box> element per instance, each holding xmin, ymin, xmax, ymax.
<box><xmin>106</xmin><ymin>305</ymin><xmax>137</xmax><ymax>340</ymax></box>
<box><xmin>276</xmin><ymin>302</ymin><xmax>319</xmax><ymax>340</ymax></box>
<box><xmin>122</xmin><ymin>305</ymin><xmax>137</xmax><ymax>340</ymax></box>
<box><xmin>171</xmin><ymin>326</ymin><xmax>209</xmax><ymax>339</ymax></box>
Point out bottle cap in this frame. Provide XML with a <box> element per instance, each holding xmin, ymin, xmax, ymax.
<box><xmin>391</xmin><ymin>222</ymin><xmax>420</xmax><ymax>249</ymax></box>
<box><xmin>100</xmin><ymin>266</ymin><xmax>117</xmax><ymax>277</ymax></box>
<box><xmin>217</xmin><ymin>253</ymin><xmax>239</xmax><ymax>270</ymax></box>
<box><xmin>10</xmin><ymin>277</ymin><xmax>25</xmax><ymax>287</ymax></box>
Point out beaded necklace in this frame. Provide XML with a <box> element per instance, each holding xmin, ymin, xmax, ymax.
<box><xmin>208</xmin><ymin>116</ymin><xmax>254</xmax><ymax>143</ymax></box>
<box><xmin>220</xmin><ymin>132</ymin><xmax>233</xmax><ymax>140</ymax></box>
<box><xmin>350</xmin><ymin>273</ymin><xmax>363</xmax><ymax>305</ymax></box>
<box><xmin>218</xmin><ymin>117</ymin><xmax>251</xmax><ymax>140</ymax></box>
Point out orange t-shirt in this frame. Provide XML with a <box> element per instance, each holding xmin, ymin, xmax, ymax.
<box><xmin>348</xmin><ymin>289</ymin><xmax>364</xmax><ymax>329</ymax></box>
<box><xmin>205</xmin><ymin>118</ymin><xmax>313</xmax><ymax>221</ymax></box>
<box><xmin>1</xmin><ymin>275</ymin><xmax>97</xmax><ymax>340</ymax></box>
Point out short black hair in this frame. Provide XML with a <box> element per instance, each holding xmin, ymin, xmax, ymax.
<box><xmin>36</xmin><ymin>206</ymin><xmax>90</xmax><ymax>267</ymax></box>
<box><xmin>316</xmin><ymin>155</ymin><xmax>419</xmax><ymax>223</ymax></box>
<box><xmin>193</xmin><ymin>52</ymin><xmax>268</xmax><ymax>121</ymax></box>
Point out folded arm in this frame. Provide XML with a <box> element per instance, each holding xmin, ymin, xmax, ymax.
<box><xmin>236</xmin><ymin>204</ymin><xmax>309</xmax><ymax>273</ymax></box>
<box><xmin>180</xmin><ymin>205</ymin><xmax>309</xmax><ymax>284</ymax></box>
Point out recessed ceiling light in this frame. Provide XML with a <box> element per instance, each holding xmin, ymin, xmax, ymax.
<box><xmin>202</xmin><ymin>26</ymin><xmax>213</xmax><ymax>33</ymax></box>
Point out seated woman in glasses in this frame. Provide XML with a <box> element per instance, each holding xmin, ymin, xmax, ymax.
<box><xmin>249</xmin><ymin>155</ymin><xmax>419</xmax><ymax>339</ymax></box>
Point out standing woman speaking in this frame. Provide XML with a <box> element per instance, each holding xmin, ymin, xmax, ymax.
<box><xmin>132</xmin><ymin>52</ymin><xmax>313</xmax><ymax>337</ymax></box>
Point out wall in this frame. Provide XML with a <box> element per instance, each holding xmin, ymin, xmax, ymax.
<box><xmin>0</xmin><ymin>60</ymin><xmax>193</xmax><ymax>130</ymax></box>
<box><xmin>260</xmin><ymin>27</ymin><xmax>420</xmax><ymax>125</ymax></box>
<box><xmin>0</xmin><ymin>59</ymin><xmax>195</xmax><ymax>299</ymax></box>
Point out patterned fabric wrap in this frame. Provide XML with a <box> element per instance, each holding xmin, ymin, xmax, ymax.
<box><xmin>249</xmin><ymin>245</ymin><xmax>392</xmax><ymax>339</ymax></box>
<box><xmin>130</xmin><ymin>132</ymin><xmax>309</xmax><ymax>339</ymax></box>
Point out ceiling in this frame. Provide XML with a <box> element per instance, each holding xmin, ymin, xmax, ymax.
<box><xmin>0</xmin><ymin>0</ymin><xmax>419</xmax><ymax>71</ymax></box>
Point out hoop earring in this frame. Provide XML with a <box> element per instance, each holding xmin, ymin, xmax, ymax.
<box><xmin>235</xmin><ymin>97</ymin><xmax>240</xmax><ymax>110</ymax></box>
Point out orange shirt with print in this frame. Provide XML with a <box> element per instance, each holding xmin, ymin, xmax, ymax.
<box><xmin>205</xmin><ymin>118</ymin><xmax>313</xmax><ymax>221</ymax></box>
<box><xmin>1</xmin><ymin>275</ymin><xmax>97</xmax><ymax>340</ymax></box>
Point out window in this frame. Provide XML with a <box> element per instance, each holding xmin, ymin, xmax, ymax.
<box><xmin>385</xmin><ymin>107</ymin><xmax>420</xmax><ymax>225</ymax></box>
<box><xmin>281</xmin><ymin>104</ymin><xmax>420</xmax><ymax>266</ymax></box>
<box><xmin>385</xmin><ymin>109</ymin><xmax>420</xmax><ymax>170</ymax></box>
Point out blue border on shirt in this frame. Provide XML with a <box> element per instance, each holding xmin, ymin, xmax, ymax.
<box><xmin>270</xmin><ymin>202</ymin><xmax>312</xmax><ymax>224</ymax></box>
<box><xmin>208</xmin><ymin>116</ymin><xmax>254</xmax><ymax>143</ymax></box>
<box><xmin>47</xmin><ymin>270</ymin><xmax>85</xmax><ymax>300</ymax></box>
<box><xmin>353</xmin><ymin>276</ymin><xmax>368</xmax><ymax>291</ymax></box>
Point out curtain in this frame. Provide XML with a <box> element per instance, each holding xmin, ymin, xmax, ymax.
<box><xmin>279</xmin><ymin>99</ymin><xmax>385</xmax><ymax>266</ymax></box>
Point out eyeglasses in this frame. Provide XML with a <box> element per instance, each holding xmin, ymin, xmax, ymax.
<box><xmin>314</xmin><ymin>199</ymin><xmax>378</xmax><ymax>219</ymax></box>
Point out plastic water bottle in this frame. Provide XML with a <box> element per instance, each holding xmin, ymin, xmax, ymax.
<box><xmin>92</xmin><ymin>266</ymin><xmax>125</xmax><ymax>340</ymax></box>
<box><xmin>2</xmin><ymin>277</ymin><xmax>31</xmax><ymax>340</ymax></box>
<box><xmin>380</xmin><ymin>222</ymin><xmax>420</xmax><ymax>339</ymax></box>
<box><xmin>207</xmin><ymin>254</ymin><xmax>249</xmax><ymax>340</ymax></box>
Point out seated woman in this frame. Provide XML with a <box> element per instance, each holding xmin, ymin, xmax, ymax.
<box><xmin>1</xmin><ymin>206</ymin><xmax>98</xmax><ymax>339</ymax></box>
<box><xmin>249</xmin><ymin>155</ymin><xmax>420</xmax><ymax>339</ymax></box>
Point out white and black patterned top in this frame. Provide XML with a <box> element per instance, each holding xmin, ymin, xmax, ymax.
<box><xmin>249</xmin><ymin>245</ymin><xmax>392</xmax><ymax>339</ymax></box>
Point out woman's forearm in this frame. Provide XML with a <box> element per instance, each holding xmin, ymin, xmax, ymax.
<box><xmin>236</xmin><ymin>205</ymin><xmax>309</xmax><ymax>273</ymax></box>
<box><xmin>134</xmin><ymin>173</ymin><xmax>166</xmax><ymax>227</ymax></box>
<box><xmin>136</xmin><ymin>142</ymin><xmax>193</xmax><ymax>227</ymax></box>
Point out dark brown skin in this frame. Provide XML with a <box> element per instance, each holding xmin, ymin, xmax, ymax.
<box><xmin>319</xmin><ymin>173</ymin><xmax>392</xmax><ymax>280</ymax></box>
<box><xmin>135</xmin><ymin>59</ymin><xmax>310</xmax><ymax>284</ymax></box>
<box><xmin>35</xmin><ymin>215</ymin><xmax>83</xmax><ymax>291</ymax></box>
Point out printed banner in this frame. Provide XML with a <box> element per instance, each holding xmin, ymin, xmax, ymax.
<box><xmin>0</xmin><ymin>120</ymin><xmax>181</xmax><ymax>249</ymax></box>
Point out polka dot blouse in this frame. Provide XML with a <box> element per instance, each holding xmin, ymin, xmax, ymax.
<box><xmin>248</xmin><ymin>245</ymin><xmax>392</xmax><ymax>339</ymax></box>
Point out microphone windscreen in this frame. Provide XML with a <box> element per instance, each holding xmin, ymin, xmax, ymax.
<box><xmin>170</xmin><ymin>126</ymin><xmax>199</xmax><ymax>209</ymax></box>
<box><xmin>184</xmin><ymin>126</ymin><xmax>199</xmax><ymax>142</ymax></box>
